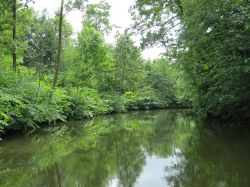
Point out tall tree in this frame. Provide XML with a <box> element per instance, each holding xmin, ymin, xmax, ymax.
<box><xmin>132</xmin><ymin>0</ymin><xmax>250</xmax><ymax>121</ymax></box>
<box><xmin>114</xmin><ymin>31</ymin><xmax>145</xmax><ymax>93</ymax></box>
<box><xmin>62</xmin><ymin>25</ymin><xmax>114</xmax><ymax>90</ymax></box>
<box><xmin>52</xmin><ymin>0</ymin><xmax>86</xmax><ymax>89</ymax></box>
<box><xmin>52</xmin><ymin>0</ymin><xmax>64</xmax><ymax>89</ymax></box>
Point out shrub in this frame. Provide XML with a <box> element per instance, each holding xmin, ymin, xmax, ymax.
<box><xmin>67</xmin><ymin>88</ymin><xmax>108</xmax><ymax>120</ymax></box>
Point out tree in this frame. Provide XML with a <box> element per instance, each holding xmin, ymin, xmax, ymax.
<box><xmin>130</xmin><ymin>0</ymin><xmax>182</xmax><ymax>50</ymax></box>
<box><xmin>179</xmin><ymin>0</ymin><xmax>250</xmax><ymax>121</ymax></box>
<box><xmin>147</xmin><ymin>59</ymin><xmax>177</xmax><ymax>105</ymax></box>
<box><xmin>83</xmin><ymin>0</ymin><xmax>112</xmax><ymax>34</ymax></box>
<box><xmin>62</xmin><ymin>25</ymin><xmax>115</xmax><ymax>90</ymax></box>
<box><xmin>0</xmin><ymin>0</ymin><xmax>33</xmax><ymax>70</ymax></box>
<box><xmin>0</xmin><ymin>0</ymin><xmax>13</xmax><ymax>60</ymax></box>
<box><xmin>52</xmin><ymin>0</ymin><xmax>87</xmax><ymax>89</ymax></box>
<box><xmin>132</xmin><ymin>0</ymin><xmax>250</xmax><ymax>122</ymax></box>
<box><xmin>23</xmin><ymin>10</ymin><xmax>57</xmax><ymax>70</ymax></box>
<box><xmin>52</xmin><ymin>0</ymin><xmax>64</xmax><ymax>89</ymax></box>
<box><xmin>114</xmin><ymin>31</ymin><xmax>145</xmax><ymax>93</ymax></box>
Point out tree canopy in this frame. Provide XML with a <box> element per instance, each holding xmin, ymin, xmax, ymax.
<box><xmin>132</xmin><ymin>0</ymin><xmax>250</xmax><ymax>122</ymax></box>
<box><xmin>0</xmin><ymin>0</ymin><xmax>188</xmax><ymax>133</ymax></box>
<box><xmin>0</xmin><ymin>0</ymin><xmax>249</xmax><ymax>133</ymax></box>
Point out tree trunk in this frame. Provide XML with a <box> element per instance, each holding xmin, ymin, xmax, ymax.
<box><xmin>52</xmin><ymin>0</ymin><xmax>64</xmax><ymax>89</ymax></box>
<box><xmin>12</xmin><ymin>0</ymin><xmax>17</xmax><ymax>71</ymax></box>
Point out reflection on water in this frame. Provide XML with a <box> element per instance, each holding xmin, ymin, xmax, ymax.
<box><xmin>0</xmin><ymin>110</ymin><xmax>250</xmax><ymax>187</ymax></box>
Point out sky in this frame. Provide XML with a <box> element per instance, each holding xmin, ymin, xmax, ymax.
<box><xmin>30</xmin><ymin>0</ymin><xmax>164</xmax><ymax>59</ymax></box>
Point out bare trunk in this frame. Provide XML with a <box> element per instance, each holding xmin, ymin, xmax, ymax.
<box><xmin>12</xmin><ymin>0</ymin><xmax>17</xmax><ymax>71</ymax></box>
<box><xmin>52</xmin><ymin>0</ymin><xmax>64</xmax><ymax>89</ymax></box>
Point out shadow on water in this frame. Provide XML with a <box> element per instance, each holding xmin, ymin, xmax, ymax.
<box><xmin>0</xmin><ymin>110</ymin><xmax>250</xmax><ymax>187</ymax></box>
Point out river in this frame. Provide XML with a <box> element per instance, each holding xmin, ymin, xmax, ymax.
<box><xmin>0</xmin><ymin>110</ymin><xmax>250</xmax><ymax>187</ymax></box>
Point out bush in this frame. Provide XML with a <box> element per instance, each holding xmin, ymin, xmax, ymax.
<box><xmin>0</xmin><ymin>92</ymin><xmax>27</xmax><ymax>132</ymax></box>
<box><xmin>0</xmin><ymin>61</ymin><xmax>187</xmax><ymax>133</ymax></box>
<box><xmin>67</xmin><ymin>88</ymin><xmax>108</xmax><ymax>120</ymax></box>
<box><xmin>123</xmin><ymin>91</ymin><xmax>144</xmax><ymax>110</ymax></box>
<box><xmin>0</xmin><ymin>64</ymin><xmax>69</xmax><ymax>132</ymax></box>
<box><xmin>102</xmin><ymin>92</ymin><xmax>127</xmax><ymax>113</ymax></box>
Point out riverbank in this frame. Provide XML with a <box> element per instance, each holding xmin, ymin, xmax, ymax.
<box><xmin>0</xmin><ymin>83</ymin><xmax>190</xmax><ymax>134</ymax></box>
<box><xmin>0</xmin><ymin>59</ymin><xmax>190</xmax><ymax>134</ymax></box>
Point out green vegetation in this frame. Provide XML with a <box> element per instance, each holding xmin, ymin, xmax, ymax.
<box><xmin>1</xmin><ymin>0</ymin><xmax>249</xmax><ymax>133</ymax></box>
<box><xmin>131</xmin><ymin>0</ymin><xmax>250</xmax><ymax>122</ymax></box>
<box><xmin>0</xmin><ymin>1</ymin><xmax>188</xmax><ymax>133</ymax></box>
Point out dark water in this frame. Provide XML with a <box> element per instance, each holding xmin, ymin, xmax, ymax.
<box><xmin>0</xmin><ymin>110</ymin><xmax>250</xmax><ymax>187</ymax></box>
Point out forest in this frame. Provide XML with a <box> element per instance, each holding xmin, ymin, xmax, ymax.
<box><xmin>0</xmin><ymin>0</ymin><xmax>249</xmax><ymax>133</ymax></box>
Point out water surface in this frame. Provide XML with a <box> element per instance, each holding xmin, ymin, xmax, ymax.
<box><xmin>1</xmin><ymin>110</ymin><xmax>250</xmax><ymax>187</ymax></box>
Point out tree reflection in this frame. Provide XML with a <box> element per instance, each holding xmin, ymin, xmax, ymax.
<box><xmin>165</xmin><ymin>124</ymin><xmax>250</xmax><ymax>187</ymax></box>
<box><xmin>1</xmin><ymin>110</ymin><xmax>227</xmax><ymax>187</ymax></box>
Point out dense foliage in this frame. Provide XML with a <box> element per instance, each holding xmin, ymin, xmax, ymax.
<box><xmin>3</xmin><ymin>0</ymin><xmax>248</xmax><ymax>132</ymax></box>
<box><xmin>0</xmin><ymin>1</ymin><xmax>189</xmax><ymax>133</ymax></box>
<box><xmin>131</xmin><ymin>0</ymin><xmax>250</xmax><ymax>122</ymax></box>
